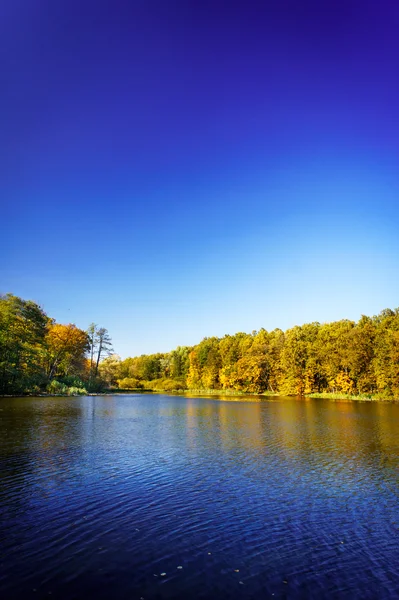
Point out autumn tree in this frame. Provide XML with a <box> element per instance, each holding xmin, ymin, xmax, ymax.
<box><xmin>279</xmin><ymin>324</ymin><xmax>319</xmax><ymax>395</ymax></box>
<box><xmin>44</xmin><ymin>323</ymin><xmax>89</xmax><ymax>382</ymax></box>
<box><xmin>372</xmin><ymin>309</ymin><xmax>399</xmax><ymax>397</ymax></box>
<box><xmin>187</xmin><ymin>350</ymin><xmax>202</xmax><ymax>389</ymax></box>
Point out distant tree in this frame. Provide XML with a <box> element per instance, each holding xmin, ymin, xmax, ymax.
<box><xmin>127</xmin><ymin>354</ymin><xmax>162</xmax><ymax>381</ymax></box>
<box><xmin>187</xmin><ymin>350</ymin><xmax>202</xmax><ymax>389</ymax></box>
<box><xmin>169</xmin><ymin>346</ymin><xmax>191</xmax><ymax>381</ymax></box>
<box><xmin>98</xmin><ymin>354</ymin><xmax>121</xmax><ymax>387</ymax></box>
<box><xmin>95</xmin><ymin>328</ymin><xmax>113</xmax><ymax>375</ymax></box>
<box><xmin>87</xmin><ymin>324</ymin><xmax>113</xmax><ymax>389</ymax></box>
<box><xmin>87</xmin><ymin>323</ymin><xmax>97</xmax><ymax>378</ymax></box>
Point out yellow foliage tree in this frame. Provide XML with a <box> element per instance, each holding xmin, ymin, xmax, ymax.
<box><xmin>45</xmin><ymin>323</ymin><xmax>89</xmax><ymax>381</ymax></box>
<box><xmin>187</xmin><ymin>350</ymin><xmax>202</xmax><ymax>389</ymax></box>
<box><xmin>331</xmin><ymin>371</ymin><xmax>354</xmax><ymax>393</ymax></box>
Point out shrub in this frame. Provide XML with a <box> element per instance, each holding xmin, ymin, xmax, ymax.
<box><xmin>146</xmin><ymin>378</ymin><xmax>186</xmax><ymax>391</ymax></box>
<box><xmin>47</xmin><ymin>380</ymin><xmax>68</xmax><ymax>394</ymax></box>
<box><xmin>117</xmin><ymin>377</ymin><xmax>144</xmax><ymax>390</ymax></box>
<box><xmin>67</xmin><ymin>386</ymin><xmax>87</xmax><ymax>396</ymax></box>
<box><xmin>58</xmin><ymin>375</ymin><xmax>86</xmax><ymax>389</ymax></box>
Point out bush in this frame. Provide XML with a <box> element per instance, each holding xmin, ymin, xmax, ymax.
<box><xmin>87</xmin><ymin>376</ymin><xmax>107</xmax><ymax>393</ymax></box>
<box><xmin>47</xmin><ymin>380</ymin><xmax>68</xmax><ymax>394</ymax></box>
<box><xmin>117</xmin><ymin>377</ymin><xmax>144</xmax><ymax>390</ymax></box>
<box><xmin>67</xmin><ymin>386</ymin><xmax>87</xmax><ymax>396</ymax></box>
<box><xmin>146</xmin><ymin>378</ymin><xmax>186</xmax><ymax>391</ymax></box>
<box><xmin>46</xmin><ymin>380</ymin><xmax>87</xmax><ymax>395</ymax></box>
<box><xmin>58</xmin><ymin>375</ymin><xmax>86</xmax><ymax>389</ymax></box>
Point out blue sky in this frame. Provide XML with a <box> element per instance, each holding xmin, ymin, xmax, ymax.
<box><xmin>2</xmin><ymin>0</ymin><xmax>399</xmax><ymax>357</ymax></box>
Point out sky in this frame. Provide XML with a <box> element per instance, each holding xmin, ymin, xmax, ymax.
<box><xmin>1</xmin><ymin>0</ymin><xmax>399</xmax><ymax>358</ymax></box>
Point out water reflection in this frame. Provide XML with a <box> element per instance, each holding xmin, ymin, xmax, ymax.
<box><xmin>1</xmin><ymin>395</ymin><xmax>399</xmax><ymax>599</ymax></box>
<box><xmin>176</xmin><ymin>397</ymin><xmax>399</xmax><ymax>491</ymax></box>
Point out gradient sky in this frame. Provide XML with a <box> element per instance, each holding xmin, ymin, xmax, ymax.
<box><xmin>2</xmin><ymin>0</ymin><xmax>399</xmax><ymax>358</ymax></box>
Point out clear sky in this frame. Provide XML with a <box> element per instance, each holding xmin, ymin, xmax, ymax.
<box><xmin>2</xmin><ymin>0</ymin><xmax>399</xmax><ymax>358</ymax></box>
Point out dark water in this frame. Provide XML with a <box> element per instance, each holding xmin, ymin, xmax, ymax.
<box><xmin>1</xmin><ymin>395</ymin><xmax>399</xmax><ymax>599</ymax></box>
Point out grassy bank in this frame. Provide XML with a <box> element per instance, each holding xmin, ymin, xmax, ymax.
<box><xmin>307</xmin><ymin>391</ymin><xmax>398</xmax><ymax>402</ymax></box>
<box><xmin>3</xmin><ymin>389</ymin><xmax>398</xmax><ymax>403</ymax></box>
<box><xmin>149</xmin><ymin>388</ymin><xmax>281</xmax><ymax>396</ymax></box>
<box><xmin>182</xmin><ymin>388</ymin><xmax>251</xmax><ymax>396</ymax></box>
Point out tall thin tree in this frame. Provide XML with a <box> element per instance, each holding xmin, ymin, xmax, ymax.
<box><xmin>95</xmin><ymin>328</ymin><xmax>113</xmax><ymax>376</ymax></box>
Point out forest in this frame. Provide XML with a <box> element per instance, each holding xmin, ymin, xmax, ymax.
<box><xmin>1</xmin><ymin>293</ymin><xmax>398</xmax><ymax>399</ymax></box>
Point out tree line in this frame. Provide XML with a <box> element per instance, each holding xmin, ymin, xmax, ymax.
<box><xmin>0</xmin><ymin>294</ymin><xmax>112</xmax><ymax>395</ymax></box>
<box><xmin>1</xmin><ymin>293</ymin><xmax>398</xmax><ymax>399</ymax></box>
<box><xmin>100</xmin><ymin>308</ymin><xmax>399</xmax><ymax>400</ymax></box>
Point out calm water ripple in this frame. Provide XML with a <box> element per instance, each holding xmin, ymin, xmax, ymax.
<box><xmin>1</xmin><ymin>394</ymin><xmax>399</xmax><ymax>599</ymax></box>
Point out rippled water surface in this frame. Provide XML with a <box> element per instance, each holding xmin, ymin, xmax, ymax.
<box><xmin>1</xmin><ymin>395</ymin><xmax>399</xmax><ymax>599</ymax></box>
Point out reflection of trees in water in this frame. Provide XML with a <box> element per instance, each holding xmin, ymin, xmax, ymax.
<box><xmin>0</xmin><ymin>397</ymin><xmax>88</xmax><ymax>508</ymax></box>
<box><xmin>184</xmin><ymin>397</ymin><xmax>264</xmax><ymax>455</ymax></box>
<box><xmin>0</xmin><ymin>398</ymin><xmax>38</xmax><ymax>517</ymax></box>
<box><xmin>264</xmin><ymin>400</ymin><xmax>399</xmax><ymax>487</ymax></box>
<box><xmin>2</xmin><ymin>395</ymin><xmax>399</xmax><ymax>514</ymax></box>
<box><xmin>181</xmin><ymin>397</ymin><xmax>399</xmax><ymax>491</ymax></box>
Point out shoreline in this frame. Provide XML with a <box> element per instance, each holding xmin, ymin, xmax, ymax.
<box><xmin>1</xmin><ymin>390</ymin><xmax>398</xmax><ymax>402</ymax></box>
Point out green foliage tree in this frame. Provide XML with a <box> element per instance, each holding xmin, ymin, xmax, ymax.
<box><xmin>98</xmin><ymin>354</ymin><xmax>122</xmax><ymax>387</ymax></box>
<box><xmin>0</xmin><ymin>294</ymin><xmax>49</xmax><ymax>394</ymax></box>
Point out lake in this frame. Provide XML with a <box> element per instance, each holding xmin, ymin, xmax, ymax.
<box><xmin>1</xmin><ymin>394</ymin><xmax>399</xmax><ymax>599</ymax></box>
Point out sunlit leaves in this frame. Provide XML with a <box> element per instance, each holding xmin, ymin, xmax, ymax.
<box><xmin>45</xmin><ymin>323</ymin><xmax>90</xmax><ymax>380</ymax></box>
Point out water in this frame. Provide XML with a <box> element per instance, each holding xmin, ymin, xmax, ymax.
<box><xmin>1</xmin><ymin>394</ymin><xmax>399</xmax><ymax>599</ymax></box>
